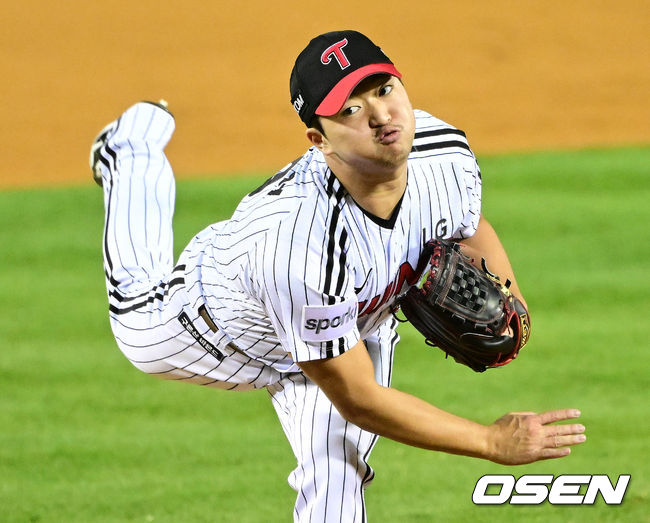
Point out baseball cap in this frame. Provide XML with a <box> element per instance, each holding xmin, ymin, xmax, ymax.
<box><xmin>290</xmin><ymin>30</ymin><xmax>402</xmax><ymax>126</ymax></box>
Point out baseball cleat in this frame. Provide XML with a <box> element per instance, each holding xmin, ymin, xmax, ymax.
<box><xmin>139</xmin><ymin>99</ymin><xmax>174</xmax><ymax>118</ymax></box>
<box><xmin>89</xmin><ymin>100</ymin><xmax>174</xmax><ymax>187</ymax></box>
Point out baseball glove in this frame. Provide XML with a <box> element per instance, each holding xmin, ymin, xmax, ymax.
<box><xmin>395</xmin><ymin>239</ymin><xmax>531</xmax><ymax>372</ymax></box>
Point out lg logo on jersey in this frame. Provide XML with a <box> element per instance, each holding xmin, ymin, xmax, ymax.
<box><xmin>472</xmin><ymin>474</ymin><xmax>630</xmax><ymax>505</ymax></box>
<box><xmin>434</xmin><ymin>219</ymin><xmax>448</xmax><ymax>239</ymax></box>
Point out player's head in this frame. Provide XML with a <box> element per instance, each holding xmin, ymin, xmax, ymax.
<box><xmin>290</xmin><ymin>30</ymin><xmax>402</xmax><ymax>128</ymax></box>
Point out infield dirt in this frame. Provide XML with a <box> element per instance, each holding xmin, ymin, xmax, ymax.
<box><xmin>1</xmin><ymin>1</ymin><xmax>648</xmax><ymax>188</ymax></box>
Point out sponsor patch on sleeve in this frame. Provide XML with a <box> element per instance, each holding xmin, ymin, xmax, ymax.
<box><xmin>300</xmin><ymin>296</ymin><xmax>358</xmax><ymax>342</ymax></box>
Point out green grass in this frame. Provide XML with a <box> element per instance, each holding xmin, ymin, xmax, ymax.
<box><xmin>1</xmin><ymin>147</ymin><xmax>648</xmax><ymax>522</ymax></box>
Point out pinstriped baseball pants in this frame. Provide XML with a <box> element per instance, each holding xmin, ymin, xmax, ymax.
<box><xmin>268</xmin><ymin>324</ymin><xmax>397</xmax><ymax>523</ymax></box>
<box><xmin>96</xmin><ymin>102</ymin><xmax>396</xmax><ymax>521</ymax></box>
<box><xmin>97</xmin><ymin>102</ymin><xmax>277</xmax><ymax>390</ymax></box>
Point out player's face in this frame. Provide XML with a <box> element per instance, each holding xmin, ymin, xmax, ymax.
<box><xmin>311</xmin><ymin>75</ymin><xmax>415</xmax><ymax>176</ymax></box>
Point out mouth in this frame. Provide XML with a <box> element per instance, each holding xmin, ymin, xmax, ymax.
<box><xmin>376</xmin><ymin>126</ymin><xmax>401</xmax><ymax>145</ymax></box>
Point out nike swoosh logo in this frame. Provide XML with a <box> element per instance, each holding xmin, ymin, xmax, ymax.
<box><xmin>354</xmin><ymin>269</ymin><xmax>373</xmax><ymax>294</ymax></box>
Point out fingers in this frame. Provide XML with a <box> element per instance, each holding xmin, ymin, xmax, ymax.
<box><xmin>545</xmin><ymin>433</ymin><xmax>587</xmax><ymax>449</ymax></box>
<box><xmin>541</xmin><ymin>422</ymin><xmax>587</xmax><ymax>460</ymax></box>
<box><xmin>537</xmin><ymin>409</ymin><xmax>581</xmax><ymax>425</ymax></box>
<box><xmin>537</xmin><ymin>430</ymin><xmax>587</xmax><ymax>461</ymax></box>
<box><xmin>550</xmin><ymin>423</ymin><xmax>586</xmax><ymax>437</ymax></box>
<box><xmin>539</xmin><ymin>447</ymin><xmax>572</xmax><ymax>460</ymax></box>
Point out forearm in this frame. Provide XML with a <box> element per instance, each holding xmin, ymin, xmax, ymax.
<box><xmin>301</xmin><ymin>345</ymin><xmax>493</xmax><ymax>460</ymax></box>
<box><xmin>347</xmin><ymin>384</ymin><xmax>492</xmax><ymax>459</ymax></box>
<box><xmin>300</xmin><ymin>341</ymin><xmax>585</xmax><ymax>466</ymax></box>
<box><xmin>460</xmin><ymin>216</ymin><xmax>526</xmax><ymax>306</ymax></box>
<box><xmin>327</xmin><ymin>378</ymin><xmax>584</xmax><ymax>466</ymax></box>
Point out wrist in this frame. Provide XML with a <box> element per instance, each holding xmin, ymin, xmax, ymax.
<box><xmin>480</xmin><ymin>423</ymin><xmax>499</xmax><ymax>463</ymax></box>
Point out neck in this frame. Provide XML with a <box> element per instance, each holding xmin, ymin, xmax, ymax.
<box><xmin>329</xmin><ymin>161</ymin><xmax>408</xmax><ymax>220</ymax></box>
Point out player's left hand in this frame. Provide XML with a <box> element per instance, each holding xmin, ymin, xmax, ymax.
<box><xmin>486</xmin><ymin>409</ymin><xmax>586</xmax><ymax>465</ymax></box>
<box><xmin>396</xmin><ymin>238</ymin><xmax>531</xmax><ymax>372</ymax></box>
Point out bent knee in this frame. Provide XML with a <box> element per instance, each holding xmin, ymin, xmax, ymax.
<box><xmin>127</xmin><ymin>358</ymin><xmax>188</xmax><ymax>380</ymax></box>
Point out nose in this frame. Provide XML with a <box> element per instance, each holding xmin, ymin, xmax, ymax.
<box><xmin>367</xmin><ymin>98</ymin><xmax>391</xmax><ymax>127</ymax></box>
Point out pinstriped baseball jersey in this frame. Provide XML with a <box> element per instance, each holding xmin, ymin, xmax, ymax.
<box><xmin>179</xmin><ymin>109</ymin><xmax>481</xmax><ymax>372</ymax></box>
<box><xmin>94</xmin><ymin>100</ymin><xmax>484</xmax><ymax>522</ymax></box>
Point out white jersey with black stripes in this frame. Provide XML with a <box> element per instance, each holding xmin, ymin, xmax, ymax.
<box><xmin>179</xmin><ymin>109</ymin><xmax>482</xmax><ymax>374</ymax></box>
<box><xmin>96</xmin><ymin>101</ymin><xmax>483</xmax><ymax>522</ymax></box>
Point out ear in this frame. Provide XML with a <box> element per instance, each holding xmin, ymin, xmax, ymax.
<box><xmin>306</xmin><ymin>128</ymin><xmax>328</xmax><ymax>152</ymax></box>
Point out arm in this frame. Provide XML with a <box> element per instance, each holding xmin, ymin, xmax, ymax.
<box><xmin>459</xmin><ymin>215</ymin><xmax>527</xmax><ymax>308</ymax></box>
<box><xmin>299</xmin><ymin>340</ymin><xmax>585</xmax><ymax>465</ymax></box>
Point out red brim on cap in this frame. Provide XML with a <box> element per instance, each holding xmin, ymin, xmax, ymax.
<box><xmin>315</xmin><ymin>63</ymin><xmax>402</xmax><ymax>116</ymax></box>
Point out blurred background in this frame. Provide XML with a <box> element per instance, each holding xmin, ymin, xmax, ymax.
<box><xmin>1</xmin><ymin>2</ymin><xmax>648</xmax><ymax>521</ymax></box>
<box><xmin>1</xmin><ymin>0</ymin><xmax>648</xmax><ymax>188</ymax></box>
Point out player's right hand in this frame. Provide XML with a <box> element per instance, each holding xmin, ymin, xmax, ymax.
<box><xmin>486</xmin><ymin>409</ymin><xmax>586</xmax><ymax>465</ymax></box>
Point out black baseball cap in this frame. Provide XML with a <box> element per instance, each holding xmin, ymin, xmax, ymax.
<box><xmin>290</xmin><ymin>30</ymin><xmax>401</xmax><ymax>126</ymax></box>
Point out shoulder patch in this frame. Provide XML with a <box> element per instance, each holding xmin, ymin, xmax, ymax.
<box><xmin>300</xmin><ymin>296</ymin><xmax>358</xmax><ymax>342</ymax></box>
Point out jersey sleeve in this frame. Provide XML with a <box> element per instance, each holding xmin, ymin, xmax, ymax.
<box><xmin>411</xmin><ymin>109</ymin><xmax>483</xmax><ymax>239</ymax></box>
<box><xmin>253</xmin><ymin>195</ymin><xmax>360</xmax><ymax>362</ymax></box>
<box><xmin>451</xmin><ymin>150</ymin><xmax>482</xmax><ymax>239</ymax></box>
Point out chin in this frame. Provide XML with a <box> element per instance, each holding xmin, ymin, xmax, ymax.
<box><xmin>375</xmin><ymin>152</ymin><xmax>409</xmax><ymax>172</ymax></box>
<box><xmin>383</xmin><ymin>142</ymin><xmax>411</xmax><ymax>166</ymax></box>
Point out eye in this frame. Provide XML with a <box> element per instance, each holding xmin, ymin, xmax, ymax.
<box><xmin>379</xmin><ymin>83</ymin><xmax>393</xmax><ymax>96</ymax></box>
<box><xmin>341</xmin><ymin>105</ymin><xmax>360</xmax><ymax>116</ymax></box>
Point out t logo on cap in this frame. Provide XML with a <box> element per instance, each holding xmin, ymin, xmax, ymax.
<box><xmin>321</xmin><ymin>39</ymin><xmax>350</xmax><ymax>69</ymax></box>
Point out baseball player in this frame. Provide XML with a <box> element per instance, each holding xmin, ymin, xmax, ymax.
<box><xmin>91</xmin><ymin>30</ymin><xmax>586</xmax><ymax>522</ymax></box>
